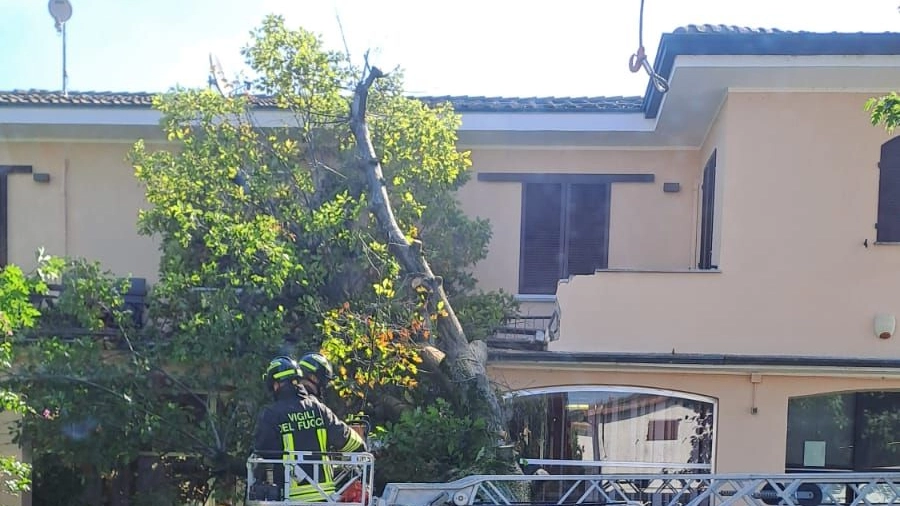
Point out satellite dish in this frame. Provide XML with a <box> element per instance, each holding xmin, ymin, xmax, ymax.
<box><xmin>48</xmin><ymin>0</ymin><xmax>72</xmax><ymax>31</ymax></box>
<box><xmin>208</xmin><ymin>53</ymin><xmax>234</xmax><ymax>97</ymax></box>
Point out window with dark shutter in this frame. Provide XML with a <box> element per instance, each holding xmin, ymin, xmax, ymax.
<box><xmin>698</xmin><ymin>151</ymin><xmax>717</xmax><ymax>269</ymax></box>
<box><xmin>0</xmin><ymin>175</ymin><xmax>7</xmax><ymax>267</ymax></box>
<box><xmin>878</xmin><ymin>137</ymin><xmax>900</xmax><ymax>243</ymax></box>
<box><xmin>647</xmin><ymin>419</ymin><xmax>680</xmax><ymax>441</ymax></box>
<box><xmin>566</xmin><ymin>184</ymin><xmax>610</xmax><ymax>276</ymax></box>
<box><xmin>519</xmin><ymin>182</ymin><xmax>610</xmax><ymax>295</ymax></box>
<box><xmin>520</xmin><ymin>183</ymin><xmax>563</xmax><ymax>295</ymax></box>
<box><xmin>0</xmin><ymin>166</ymin><xmax>33</xmax><ymax>268</ymax></box>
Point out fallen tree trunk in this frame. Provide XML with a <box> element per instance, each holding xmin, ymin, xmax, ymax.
<box><xmin>348</xmin><ymin>66</ymin><xmax>504</xmax><ymax>438</ymax></box>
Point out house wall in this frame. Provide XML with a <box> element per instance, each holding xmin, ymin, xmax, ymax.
<box><xmin>490</xmin><ymin>364</ymin><xmax>900</xmax><ymax>473</ymax></box>
<box><xmin>0</xmin><ymin>141</ymin><xmax>160</xmax><ymax>282</ymax></box>
<box><xmin>553</xmin><ymin>92</ymin><xmax>900</xmax><ymax>358</ymax></box>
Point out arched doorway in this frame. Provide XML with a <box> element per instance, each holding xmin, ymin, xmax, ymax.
<box><xmin>505</xmin><ymin>386</ymin><xmax>716</xmax><ymax>473</ymax></box>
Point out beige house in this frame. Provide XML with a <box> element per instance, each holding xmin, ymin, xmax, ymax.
<box><xmin>3</xmin><ymin>24</ymin><xmax>900</xmax><ymax>497</ymax></box>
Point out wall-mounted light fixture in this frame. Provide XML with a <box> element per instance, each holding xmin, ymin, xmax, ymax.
<box><xmin>663</xmin><ymin>182</ymin><xmax>681</xmax><ymax>193</ymax></box>
<box><xmin>875</xmin><ymin>313</ymin><xmax>895</xmax><ymax>339</ymax></box>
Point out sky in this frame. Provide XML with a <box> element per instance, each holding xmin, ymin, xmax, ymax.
<box><xmin>1</xmin><ymin>0</ymin><xmax>899</xmax><ymax>98</ymax></box>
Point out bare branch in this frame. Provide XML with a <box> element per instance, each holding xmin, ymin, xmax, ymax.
<box><xmin>334</xmin><ymin>7</ymin><xmax>353</xmax><ymax>63</ymax></box>
<box><xmin>348</xmin><ymin>66</ymin><xmax>504</xmax><ymax>437</ymax></box>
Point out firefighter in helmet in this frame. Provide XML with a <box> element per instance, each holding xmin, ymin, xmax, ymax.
<box><xmin>251</xmin><ymin>356</ymin><xmax>367</xmax><ymax>502</ymax></box>
<box><xmin>297</xmin><ymin>352</ymin><xmax>335</xmax><ymax>401</ymax></box>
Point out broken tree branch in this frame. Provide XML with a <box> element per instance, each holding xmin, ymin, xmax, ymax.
<box><xmin>348</xmin><ymin>66</ymin><xmax>504</xmax><ymax>437</ymax></box>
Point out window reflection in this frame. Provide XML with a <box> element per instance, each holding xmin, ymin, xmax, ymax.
<box><xmin>786</xmin><ymin>391</ymin><xmax>900</xmax><ymax>472</ymax></box>
<box><xmin>506</xmin><ymin>387</ymin><xmax>715</xmax><ymax>474</ymax></box>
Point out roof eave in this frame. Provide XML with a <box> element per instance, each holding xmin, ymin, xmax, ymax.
<box><xmin>644</xmin><ymin>31</ymin><xmax>900</xmax><ymax>119</ymax></box>
<box><xmin>488</xmin><ymin>350</ymin><xmax>900</xmax><ymax>377</ymax></box>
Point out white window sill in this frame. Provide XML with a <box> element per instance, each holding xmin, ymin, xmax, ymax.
<box><xmin>515</xmin><ymin>294</ymin><xmax>557</xmax><ymax>303</ymax></box>
<box><xmin>592</xmin><ymin>268</ymin><xmax>722</xmax><ymax>274</ymax></box>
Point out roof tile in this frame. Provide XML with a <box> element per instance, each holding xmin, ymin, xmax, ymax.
<box><xmin>672</xmin><ymin>24</ymin><xmax>793</xmax><ymax>34</ymax></box>
<box><xmin>3</xmin><ymin>26</ymin><xmax>896</xmax><ymax>115</ymax></box>
<box><xmin>0</xmin><ymin>89</ymin><xmax>644</xmax><ymax>113</ymax></box>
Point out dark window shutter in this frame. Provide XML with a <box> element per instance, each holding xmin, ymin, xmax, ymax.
<box><xmin>698</xmin><ymin>151</ymin><xmax>717</xmax><ymax>269</ymax></box>
<box><xmin>879</xmin><ymin>138</ymin><xmax>900</xmax><ymax>242</ymax></box>
<box><xmin>877</xmin><ymin>168</ymin><xmax>900</xmax><ymax>242</ymax></box>
<box><xmin>0</xmin><ymin>175</ymin><xmax>6</xmax><ymax>267</ymax></box>
<box><xmin>565</xmin><ymin>183</ymin><xmax>610</xmax><ymax>276</ymax></box>
<box><xmin>520</xmin><ymin>183</ymin><xmax>563</xmax><ymax>294</ymax></box>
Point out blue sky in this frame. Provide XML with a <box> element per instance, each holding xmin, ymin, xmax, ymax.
<box><xmin>2</xmin><ymin>0</ymin><xmax>899</xmax><ymax>98</ymax></box>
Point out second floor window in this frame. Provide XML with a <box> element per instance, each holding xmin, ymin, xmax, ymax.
<box><xmin>878</xmin><ymin>137</ymin><xmax>900</xmax><ymax>243</ymax></box>
<box><xmin>519</xmin><ymin>182</ymin><xmax>610</xmax><ymax>295</ymax></box>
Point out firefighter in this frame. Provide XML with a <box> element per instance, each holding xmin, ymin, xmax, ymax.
<box><xmin>252</xmin><ymin>356</ymin><xmax>367</xmax><ymax>502</ymax></box>
<box><xmin>296</xmin><ymin>352</ymin><xmax>334</xmax><ymax>401</ymax></box>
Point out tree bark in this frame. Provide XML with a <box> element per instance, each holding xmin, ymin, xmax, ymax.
<box><xmin>348</xmin><ymin>67</ymin><xmax>504</xmax><ymax>438</ymax></box>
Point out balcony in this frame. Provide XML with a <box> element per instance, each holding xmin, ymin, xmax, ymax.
<box><xmin>26</xmin><ymin>277</ymin><xmax>148</xmax><ymax>342</ymax></box>
<box><xmin>488</xmin><ymin>312</ymin><xmax>560</xmax><ymax>351</ymax></box>
<box><xmin>549</xmin><ymin>255</ymin><xmax>900</xmax><ymax>361</ymax></box>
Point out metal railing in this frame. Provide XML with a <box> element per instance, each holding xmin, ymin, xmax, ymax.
<box><xmin>246</xmin><ymin>451</ymin><xmax>374</xmax><ymax>506</ymax></box>
<box><xmin>489</xmin><ymin>313</ymin><xmax>560</xmax><ymax>350</ymax></box>
<box><xmin>28</xmin><ymin>278</ymin><xmax>148</xmax><ymax>334</ymax></box>
<box><xmin>379</xmin><ymin>471</ymin><xmax>900</xmax><ymax>506</ymax></box>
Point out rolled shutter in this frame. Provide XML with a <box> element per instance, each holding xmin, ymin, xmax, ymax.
<box><xmin>566</xmin><ymin>183</ymin><xmax>610</xmax><ymax>276</ymax></box>
<box><xmin>878</xmin><ymin>138</ymin><xmax>900</xmax><ymax>242</ymax></box>
<box><xmin>520</xmin><ymin>183</ymin><xmax>563</xmax><ymax>294</ymax></box>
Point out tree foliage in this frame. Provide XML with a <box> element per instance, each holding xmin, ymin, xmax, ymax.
<box><xmin>866</xmin><ymin>92</ymin><xmax>900</xmax><ymax>133</ymax></box>
<box><xmin>0</xmin><ymin>252</ymin><xmax>64</xmax><ymax>501</ymax></box>
<box><xmin>11</xmin><ymin>14</ymin><xmax>516</xmax><ymax>503</ymax></box>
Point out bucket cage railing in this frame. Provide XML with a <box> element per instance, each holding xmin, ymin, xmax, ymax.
<box><xmin>247</xmin><ymin>451</ymin><xmax>375</xmax><ymax>506</ymax></box>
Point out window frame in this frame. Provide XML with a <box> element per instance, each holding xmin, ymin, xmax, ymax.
<box><xmin>786</xmin><ymin>390</ymin><xmax>900</xmax><ymax>472</ymax></box>
<box><xmin>877</xmin><ymin>137</ymin><xmax>900</xmax><ymax>243</ymax></box>
<box><xmin>647</xmin><ymin>419</ymin><xmax>681</xmax><ymax>441</ymax></box>
<box><xmin>504</xmin><ymin>385</ymin><xmax>717</xmax><ymax>471</ymax></box>
<box><xmin>0</xmin><ymin>166</ymin><xmax>34</xmax><ymax>267</ymax></box>
<box><xmin>517</xmin><ymin>181</ymin><xmax>611</xmax><ymax>295</ymax></box>
<box><xmin>698</xmin><ymin>150</ymin><xmax>717</xmax><ymax>269</ymax></box>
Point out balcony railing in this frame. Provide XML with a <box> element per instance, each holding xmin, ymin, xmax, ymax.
<box><xmin>488</xmin><ymin>310</ymin><xmax>560</xmax><ymax>351</ymax></box>
<box><xmin>25</xmin><ymin>277</ymin><xmax>148</xmax><ymax>341</ymax></box>
<box><xmin>25</xmin><ymin>279</ymin><xmax>566</xmax><ymax>352</ymax></box>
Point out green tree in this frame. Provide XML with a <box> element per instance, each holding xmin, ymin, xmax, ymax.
<box><xmin>866</xmin><ymin>92</ymin><xmax>900</xmax><ymax>133</ymax></box>
<box><xmin>0</xmin><ymin>252</ymin><xmax>64</xmax><ymax>502</ymax></box>
<box><xmin>13</xmin><ymin>15</ymin><xmax>516</xmax><ymax>503</ymax></box>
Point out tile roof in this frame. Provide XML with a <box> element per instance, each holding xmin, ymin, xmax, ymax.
<box><xmin>672</xmin><ymin>24</ymin><xmax>797</xmax><ymax>34</ymax></box>
<box><xmin>0</xmin><ymin>90</ymin><xmax>282</xmax><ymax>108</ymax></box>
<box><xmin>416</xmin><ymin>95</ymin><xmax>644</xmax><ymax>112</ymax></box>
<box><xmin>0</xmin><ymin>90</ymin><xmax>645</xmax><ymax>113</ymax></box>
<box><xmin>671</xmin><ymin>24</ymin><xmax>898</xmax><ymax>35</ymax></box>
<box><xmin>0</xmin><ymin>90</ymin><xmax>158</xmax><ymax>107</ymax></box>
<box><xmin>2</xmin><ymin>27</ymin><xmax>897</xmax><ymax>117</ymax></box>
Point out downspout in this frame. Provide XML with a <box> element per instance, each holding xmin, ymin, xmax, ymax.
<box><xmin>63</xmin><ymin>156</ymin><xmax>70</xmax><ymax>256</ymax></box>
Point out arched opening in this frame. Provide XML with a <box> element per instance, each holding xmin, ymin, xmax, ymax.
<box><xmin>786</xmin><ymin>390</ymin><xmax>900</xmax><ymax>472</ymax></box>
<box><xmin>505</xmin><ymin>386</ymin><xmax>716</xmax><ymax>474</ymax></box>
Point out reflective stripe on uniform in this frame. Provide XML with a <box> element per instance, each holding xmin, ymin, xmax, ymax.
<box><xmin>282</xmin><ymin>430</ymin><xmax>335</xmax><ymax>502</ymax></box>
<box><xmin>340</xmin><ymin>428</ymin><xmax>365</xmax><ymax>452</ymax></box>
<box><xmin>317</xmin><ymin>427</ymin><xmax>334</xmax><ymax>483</ymax></box>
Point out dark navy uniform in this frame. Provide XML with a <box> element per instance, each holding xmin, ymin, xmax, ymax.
<box><xmin>253</xmin><ymin>383</ymin><xmax>366</xmax><ymax>501</ymax></box>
